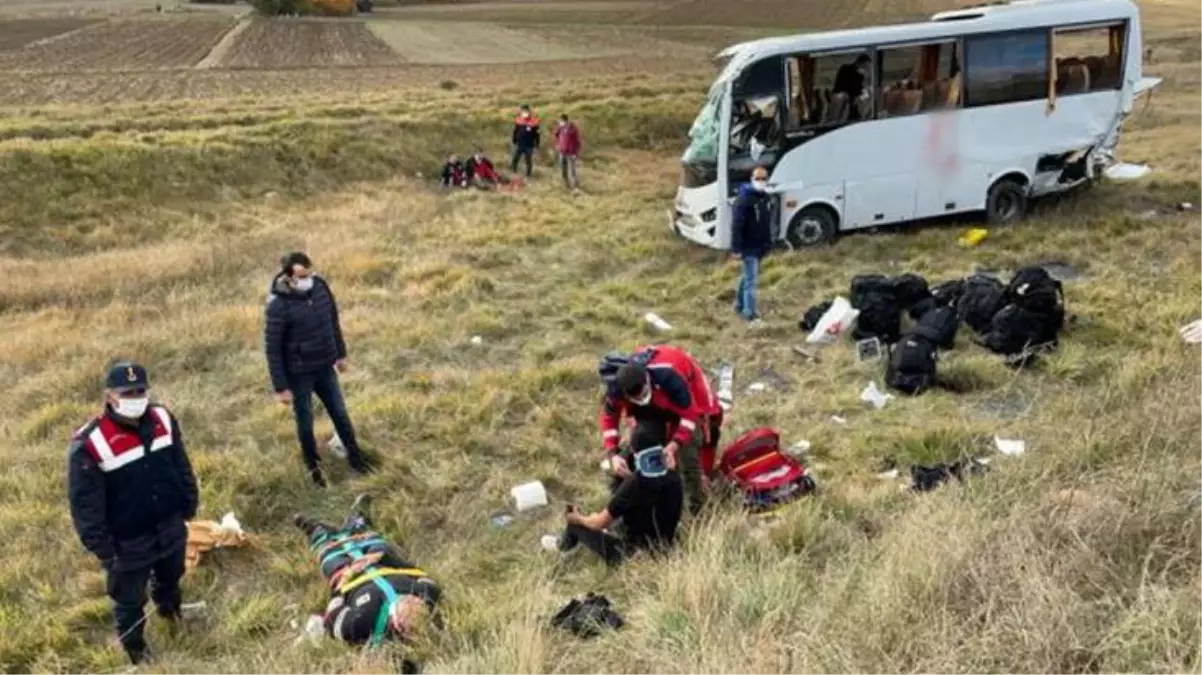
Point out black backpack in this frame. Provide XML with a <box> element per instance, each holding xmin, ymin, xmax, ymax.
<box><xmin>885</xmin><ymin>334</ymin><xmax>938</xmax><ymax>395</ymax></box>
<box><xmin>956</xmin><ymin>274</ymin><xmax>1006</xmax><ymax>335</ymax></box>
<box><xmin>930</xmin><ymin>279</ymin><xmax>965</xmax><ymax>308</ymax></box>
<box><xmin>982</xmin><ymin>303</ymin><xmax>1060</xmax><ymax>356</ymax></box>
<box><xmin>907</xmin><ymin>296</ymin><xmax>938</xmax><ymax>322</ymax></box>
<box><xmin>892</xmin><ymin>273</ymin><xmax>931</xmax><ymax>310</ymax></box>
<box><xmin>852</xmin><ymin>291</ymin><xmax>902</xmax><ymax>343</ymax></box>
<box><xmin>849</xmin><ymin>274</ymin><xmax>895</xmax><ymax>308</ymax></box>
<box><xmin>910</xmin><ymin>306</ymin><xmax>959</xmax><ymax>350</ymax></box>
<box><xmin>551</xmin><ymin>593</ymin><xmax>625</xmax><ymax>639</ymax></box>
<box><xmin>1006</xmin><ymin>266</ymin><xmax>1065</xmax><ymax>330</ymax></box>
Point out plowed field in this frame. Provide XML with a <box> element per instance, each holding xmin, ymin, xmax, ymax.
<box><xmin>634</xmin><ymin>0</ymin><xmax>973</xmax><ymax>28</ymax></box>
<box><xmin>0</xmin><ymin>17</ymin><xmax>235</xmax><ymax>72</ymax></box>
<box><xmin>0</xmin><ymin>18</ymin><xmax>95</xmax><ymax>52</ymax></box>
<box><xmin>215</xmin><ymin>19</ymin><xmax>402</xmax><ymax>69</ymax></box>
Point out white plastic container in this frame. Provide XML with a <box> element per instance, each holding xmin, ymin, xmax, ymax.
<box><xmin>644</xmin><ymin>312</ymin><xmax>673</xmax><ymax>331</ymax></box>
<box><xmin>510</xmin><ymin>481</ymin><xmax>549</xmax><ymax>512</ymax></box>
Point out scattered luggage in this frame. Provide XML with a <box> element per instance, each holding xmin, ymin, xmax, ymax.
<box><xmin>799</xmin><ymin>299</ymin><xmax>832</xmax><ymax>332</ymax></box>
<box><xmin>910</xmin><ymin>305</ymin><xmax>959</xmax><ymax>350</ymax></box>
<box><xmin>957</xmin><ymin>274</ymin><xmax>1006</xmax><ymax>335</ymax></box>
<box><xmin>885</xmin><ymin>333</ymin><xmax>938</xmax><ymax>395</ymax></box>
<box><xmin>849</xmin><ymin>274</ymin><xmax>902</xmax><ymax>343</ymax></box>
<box><xmin>717</xmin><ymin>427</ymin><xmax>816</xmax><ymax>513</ymax></box>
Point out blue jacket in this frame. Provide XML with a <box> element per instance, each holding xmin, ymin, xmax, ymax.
<box><xmin>731</xmin><ymin>183</ymin><xmax>773</xmax><ymax>257</ymax></box>
<box><xmin>264</xmin><ymin>274</ymin><xmax>347</xmax><ymax>392</ymax></box>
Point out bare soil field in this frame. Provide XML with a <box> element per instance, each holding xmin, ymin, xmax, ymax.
<box><xmin>0</xmin><ymin>16</ymin><xmax>235</xmax><ymax>72</ymax></box>
<box><xmin>0</xmin><ymin>18</ymin><xmax>97</xmax><ymax>51</ymax></box>
<box><xmin>376</xmin><ymin>0</ymin><xmax>658</xmax><ymax>23</ymax></box>
<box><xmin>0</xmin><ymin>53</ymin><xmax>712</xmax><ymax>106</ymax></box>
<box><xmin>634</xmin><ymin>0</ymin><xmax>973</xmax><ymax>27</ymax></box>
<box><xmin>368</xmin><ymin>20</ymin><xmax>611</xmax><ymax>64</ymax></box>
<box><xmin>216</xmin><ymin>18</ymin><xmax>403</xmax><ymax>69</ymax></box>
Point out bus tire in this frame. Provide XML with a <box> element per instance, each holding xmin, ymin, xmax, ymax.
<box><xmin>985</xmin><ymin>179</ymin><xmax>1028</xmax><ymax>226</ymax></box>
<box><xmin>787</xmin><ymin>206</ymin><xmax>837</xmax><ymax>248</ymax></box>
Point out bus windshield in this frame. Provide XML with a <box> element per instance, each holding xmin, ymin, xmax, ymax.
<box><xmin>683</xmin><ymin>90</ymin><xmax>722</xmax><ymax>167</ymax></box>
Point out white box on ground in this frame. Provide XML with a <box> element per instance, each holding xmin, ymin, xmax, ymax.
<box><xmin>994</xmin><ymin>436</ymin><xmax>1027</xmax><ymax>456</ymax></box>
<box><xmin>644</xmin><ymin>312</ymin><xmax>673</xmax><ymax>331</ymax></box>
<box><xmin>511</xmin><ymin>480</ymin><xmax>549</xmax><ymax>512</ymax></box>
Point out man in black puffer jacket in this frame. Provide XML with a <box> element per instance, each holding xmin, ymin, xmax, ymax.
<box><xmin>264</xmin><ymin>252</ymin><xmax>373</xmax><ymax>487</ymax></box>
<box><xmin>68</xmin><ymin>362</ymin><xmax>199</xmax><ymax>665</ymax></box>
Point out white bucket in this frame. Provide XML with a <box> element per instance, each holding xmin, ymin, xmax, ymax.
<box><xmin>510</xmin><ymin>480</ymin><xmax>549</xmax><ymax>512</ymax></box>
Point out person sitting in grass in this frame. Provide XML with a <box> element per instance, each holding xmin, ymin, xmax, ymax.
<box><xmin>465</xmin><ymin>147</ymin><xmax>505</xmax><ymax>189</ymax></box>
<box><xmin>552</xmin><ymin>420</ymin><xmax>684</xmax><ymax>566</ymax></box>
<box><xmin>295</xmin><ymin>495</ymin><xmax>442</xmax><ymax>653</ymax></box>
<box><xmin>439</xmin><ymin>154</ymin><xmax>468</xmax><ymax>189</ymax></box>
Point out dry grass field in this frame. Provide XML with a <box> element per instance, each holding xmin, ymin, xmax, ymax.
<box><xmin>0</xmin><ymin>0</ymin><xmax>1197</xmax><ymax>672</ymax></box>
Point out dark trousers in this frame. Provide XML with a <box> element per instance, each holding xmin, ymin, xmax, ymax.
<box><xmin>288</xmin><ymin>367</ymin><xmax>362</xmax><ymax>472</ymax></box>
<box><xmin>106</xmin><ymin>546</ymin><xmax>186</xmax><ymax>653</ymax></box>
<box><xmin>562</xmin><ymin>523</ymin><xmax>626</xmax><ymax>567</ymax></box>
<box><xmin>510</xmin><ymin>147</ymin><xmax>534</xmax><ymax>177</ymax></box>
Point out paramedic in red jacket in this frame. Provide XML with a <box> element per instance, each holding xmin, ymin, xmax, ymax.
<box><xmin>598</xmin><ymin>345</ymin><xmax>722</xmax><ymax>514</ymax></box>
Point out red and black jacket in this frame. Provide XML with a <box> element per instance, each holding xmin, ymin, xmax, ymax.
<box><xmin>598</xmin><ymin>345</ymin><xmax>719</xmax><ymax>454</ymax></box>
<box><xmin>67</xmin><ymin>405</ymin><xmax>198</xmax><ymax>571</ymax></box>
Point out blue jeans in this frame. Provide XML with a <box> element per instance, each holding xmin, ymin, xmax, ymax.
<box><xmin>734</xmin><ymin>255</ymin><xmax>761</xmax><ymax>320</ymax></box>
<box><xmin>288</xmin><ymin>367</ymin><xmax>361</xmax><ymax>471</ymax></box>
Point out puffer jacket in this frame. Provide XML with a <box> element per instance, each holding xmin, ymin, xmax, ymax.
<box><xmin>264</xmin><ymin>274</ymin><xmax>347</xmax><ymax>392</ymax></box>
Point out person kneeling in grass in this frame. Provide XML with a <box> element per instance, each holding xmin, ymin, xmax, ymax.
<box><xmin>295</xmin><ymin>495</ymin><xmax>442</xmax><ymax>654</ymax></box>
<box><xmin>555</xmin><ymin>421</ymin><xmax>683</xmax><ymax>566</ymax></box>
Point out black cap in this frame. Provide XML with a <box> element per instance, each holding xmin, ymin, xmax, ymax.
<box><xmin>615</xmin><ymin>361</ymin><xmax>648</xmax><ymax>399</ymax></box>
<box><xmin>105</xmin><ymin>362</ymin><xmax>149</xmax><ymax>392</ymax></box>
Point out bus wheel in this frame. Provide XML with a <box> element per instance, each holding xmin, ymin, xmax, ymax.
<box><xmin>787</xmin><ymin>206</ymin><xmax>837</xmax><ymax>248</ymax></box>
<box><xmin>985</xmin><ymin>179</ymin><xmax>1028</xmax><ymax>226</ymax></box>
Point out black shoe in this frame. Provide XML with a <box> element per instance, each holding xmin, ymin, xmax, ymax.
<box><xmin>125</xmin><ymin>643</ymin><xmax>148</xmax><ymax>665</ymax></box>
<box><xmin>308</xmin><ymin>467</ymin><xmax>327</xmax><ymax>488</ymax></box>
<box><xmin>347</xmin><ymin>454</ymin><xmax>375</xmax><ymax>475</ymax></box>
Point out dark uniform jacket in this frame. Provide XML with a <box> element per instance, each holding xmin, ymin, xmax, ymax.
<box><xmin>264</xmin><ymin>274</ymin><xmax>347</xmax><ymax>392</ymax></box>
<box><xmin>67</xmin><ymin>405</ymin><xmax>198</xmax><ymax>571</ymax></box>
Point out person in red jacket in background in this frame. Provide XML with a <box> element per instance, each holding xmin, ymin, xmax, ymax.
<box><xmin>597</xmin><ymin>345</ymin><xmax>723</xmax><ymax>515</ymax></box>
<box><xmin>553</xmin><ymin>114</ymin><xmax>582</xmax><ymax>190</ymax></box>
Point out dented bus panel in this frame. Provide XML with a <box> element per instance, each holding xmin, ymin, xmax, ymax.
<box><xmin>671</xmin><ymin>0</ymin><xmax>1159</xmax><ymax>250</ymax></box>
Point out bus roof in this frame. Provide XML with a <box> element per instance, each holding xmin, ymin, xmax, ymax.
<box><xmin>715</xmin><ymin>0</ymin><xmax>1139</xmax><ymax>84</ymax></box>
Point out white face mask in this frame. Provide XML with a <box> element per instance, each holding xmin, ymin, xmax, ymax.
<box><xmin>752</xmin><ymin>179</ymin><xmax>768</xmax><ymax>192</ymax></box>
<box><xmin>629</xmin><ymin>379</ymin><xmax>653</xmax><ymax>406</ymax></box>
<box><xmin>294</xmin><ymin>276</ymin><xmax>314</xmax><ymax>292</ymax></box>
<box><xmin>114</xmin><ymin>396</ymin><xmax>149</xmax><ymax>419</ymax></box>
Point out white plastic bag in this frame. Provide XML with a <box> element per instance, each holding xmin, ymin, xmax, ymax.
<box><xmin>806</xmin><ymin>296</ymin><xmax>859</xmax><ymax>344</ymax></box>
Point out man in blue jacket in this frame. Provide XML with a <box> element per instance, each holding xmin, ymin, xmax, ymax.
<box><xmin>264</xmin><ymin>252</ymin><xmax>373</xmax><ymax>487</ymax></box>
<box><xmin>731</xmin><ymin>166</ymin><xmax>773</xmax><ymax>326</ymax></box>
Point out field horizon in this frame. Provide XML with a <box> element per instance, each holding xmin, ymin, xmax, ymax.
<box><xmin>0</xmin><ymin>0</ymin><xmax>1198</xmax><ymax>672</ymax></box>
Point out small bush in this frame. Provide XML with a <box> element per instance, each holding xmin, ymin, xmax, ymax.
<box><xmin>248</xmin><ymin>0</ymin><xmax>356</xmax><ymax>16</ymax></box>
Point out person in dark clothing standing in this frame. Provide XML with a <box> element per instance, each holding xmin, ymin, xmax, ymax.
<box><xmin>67</xmin><ymin>362</ymin><xmax>199</xmax><ymax>665</ymax></box>
<box><xmin>264</xmin><ymin>252</ymin><xmax>373</xmax><ymax>487</ymax></box>
<box><xmin>731</xmin><ymin>165</ymin><xmax>773</xmax><ymax>326</ymax></box>
<box><xmin>834</xmin><ymin>53</ymin><xmax>872</xmax><ymax>120</ymax></box>
<box><xmin>510</xmin><ymin>105</ymin><xmax>540</xmax><ymax>178</ymax></box>
<box><xmin>553</xmin><ymin>421</ymin><xmax>683</xmax><ymax>567</ymax></box>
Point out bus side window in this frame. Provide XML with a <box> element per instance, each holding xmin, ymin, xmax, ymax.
<box><xmin>787</xmin><ymin>51</ymin><xmax>874</xmax><ymax>128</ymax></box>
<box><xmin>1053</xmin><ymin>23</ymin><xmax>1126</xmax><ymax>95</ymax></box>
<box><xmin>874</xmin><ymin>41</ymin><xmax>961</xmax><ymax>118</ymax></box>
<box><xmin>963</xmin><ymin>31</ymin><xmax>1050</xmax><ymax>108</ymax></box>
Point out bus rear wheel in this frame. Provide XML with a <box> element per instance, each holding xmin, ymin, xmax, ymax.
<box><xmin>787</xmin><ymin>206</ymin><xmax>837</xmax><ymax>248</ymax></box>
<box><xmin>985</xmin><ymin>179</ymin><xmax>1028</xmax><ymax>226</ymax></box>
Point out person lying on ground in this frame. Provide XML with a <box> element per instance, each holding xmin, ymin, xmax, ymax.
<box><xmin>597</xmin><ymin>345</ymin><xmax>723</xmax><ymax>515</ymax></box>
<box><xmin>554</xmin><ymin>421</ymin><xmax>683</xmax><ymax>566</ymax></box>
<box><xmin>440</xmin><ymin>154</ymin><xmax>468</xmax><ymax>189</ymax></box>
<box><xmin>465</xmin><ymin>147</ymin><xmax>506</xmax><ymax>189</ymax></box>
<box><xmin>295</xmin><ymin>495</ymin><xmax>442</xmax><ymax>649</ymax></box>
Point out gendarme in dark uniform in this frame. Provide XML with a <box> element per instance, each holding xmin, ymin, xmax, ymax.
<box><xmin>67</xmin><ymin>362</ymin><xmax>199</xmax><ymax>665</ymax></box>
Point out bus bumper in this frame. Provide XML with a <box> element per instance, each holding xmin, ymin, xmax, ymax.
<box><xmin>672</xmin><ymin>184</ymin><xmax>724</xmax><ymax>249</ymax></box>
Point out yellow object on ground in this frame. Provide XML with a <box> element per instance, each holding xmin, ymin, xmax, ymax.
<box><xmin>185</xmin><ymin>512</ymin><xmax>250</xmax><ymax>574</ymax></box>
<box><xmin>959</xmin><ymin>228</ymin><xmax>989</xmax><ymax>247</ymax></box>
